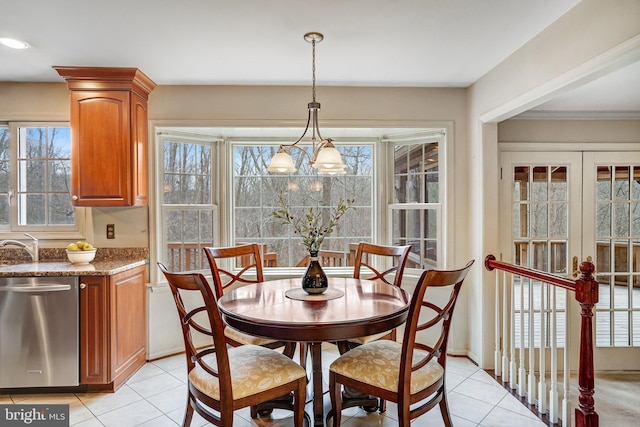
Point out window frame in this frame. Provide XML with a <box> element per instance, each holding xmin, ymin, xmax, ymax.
<box><xmin>386</xmin><ymin>131</ymin><xmax>447</xmax><ymax>270</ymax></box>
<box><xmin>156</xmin><ymin>132</ymin><xmax>219</xmax><ymax>273</ymax></box>
<box><xmin>150</xmin><ymin>125</ymin><xmax>451</xmax><ymax>283</ymax></box>
<box><xmin>0</xmin><ymin>122</ymin><xmax>87</xmax><ymax>239</ymax></box>
<box><xmin>228</xmin><ymin>137</ymin><xmax>376</xmax><ymax>272</ymax></box>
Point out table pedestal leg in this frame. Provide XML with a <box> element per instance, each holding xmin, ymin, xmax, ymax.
<box><xmin>310</xmin><ymin>342</ymin><xmax>324</xmax><ymax>426</ymax></box>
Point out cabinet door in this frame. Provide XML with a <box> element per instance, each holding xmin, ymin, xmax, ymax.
<box><xmin>79</xmin><ymin>275</ymin><xmax>110</xmax><ymax>384</ymax></box>
<box><xmin>70</xmin><ymin>90</ymin><xmax>133</xmax><ymax>206</ymax></box>
<box><xmin>80</xmin><ymin>266</ymin><xmax>147</xmax><ymax>389</ymax></box>
<box><xmin>111</xmin><ymin>266</ymin><xmax>147</xmax><ymax>385</ymax></box>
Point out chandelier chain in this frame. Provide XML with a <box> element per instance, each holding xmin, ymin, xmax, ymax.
<box><xmin>311</xmin><ymin>38</ymin><xmax>316</xmax><ymax>103</ymax></box>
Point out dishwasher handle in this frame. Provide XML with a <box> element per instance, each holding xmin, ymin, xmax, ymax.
<box><xmin>0</xmin><ymin>284</ymin><xmax>72</xmax><ymax>293</ymax></box>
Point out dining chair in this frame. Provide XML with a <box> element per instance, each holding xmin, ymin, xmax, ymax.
<box><xmin>328</xmin><ymin>260</ymin><xmax>474</xmax><ymax>427</ymax></box>
<box><xmin>337</xmin><ymin>242</ymin><xmax>412</xmax><ymax>352</ymax></box>
<box><xmin>157</xmin><ymin>263</ymin><xmax>307</xmax><ymax>427</ymax></box>
<box><xmin>203</xmin><ymin>244</ymin><xmax>296</xmax><ymax>359</ymax></box>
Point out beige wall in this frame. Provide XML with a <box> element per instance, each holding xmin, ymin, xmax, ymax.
<box><xmin>498</xmin><ymin>119</ymin><xmax>640</xmax><ymax>143</ymax></box>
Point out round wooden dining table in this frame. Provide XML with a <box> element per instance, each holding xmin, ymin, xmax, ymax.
<box><xmin>217</xmin><ymin>277</ymin><xmax>411</xmax><ymax>427</ymax></box>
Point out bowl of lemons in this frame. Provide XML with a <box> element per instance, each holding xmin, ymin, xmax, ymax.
<box><xmin>66</xmin><ymin>241</ymin><xmax>97</xmax><ymax>264</ymax></box>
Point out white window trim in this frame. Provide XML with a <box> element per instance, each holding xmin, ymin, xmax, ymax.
<box><xmin>153</xmin><ymin>131</ymin><xmax>220</xmax><ymax>276</ymax></box>
<box><xmin>384</xmin><ymin>130</ymin><xmax>447</xmax><ymax>271</ymax></box>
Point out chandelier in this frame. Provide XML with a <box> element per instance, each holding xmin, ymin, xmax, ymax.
<box><xmin>267</xmin><ymin>32</ymin><xmax>346</xmax><ymax>175</ymax></box>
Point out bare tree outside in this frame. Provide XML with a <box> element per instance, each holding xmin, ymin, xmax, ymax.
<box><xmin>233</xmin><ymin>143</ymin><xmax>373</xmax><ymax>267</ymax></box>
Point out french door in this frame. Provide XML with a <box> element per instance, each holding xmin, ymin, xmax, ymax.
<box><xmin>500</xmin><ymin>150</ymin><xmax>640</xmax><ymax>371</ymax></box>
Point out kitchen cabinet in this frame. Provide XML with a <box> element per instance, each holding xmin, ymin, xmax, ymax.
<box><xmin>54</xmin><ymin>66</ymin><xmax>156</xmax><ymax>206</ymax></box>
<box><xmin>80</xmin><ymin>265</ymin><xmax>147</xmax><ymax>391</ymax></box>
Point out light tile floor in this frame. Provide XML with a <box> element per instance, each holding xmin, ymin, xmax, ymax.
<box><xmin>0</xmin><ymin>344</ymin><xmax>547</xmax><ymax>426</ymax></box>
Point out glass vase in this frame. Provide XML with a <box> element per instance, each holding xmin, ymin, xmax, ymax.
<box><xmin>302</xmin><ymin>250</ymin><xmax>328</xmax><ymax>294</ymax></box>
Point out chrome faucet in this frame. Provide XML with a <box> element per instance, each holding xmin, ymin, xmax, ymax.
<box><xmin>0</xmin><ymin>233</ymin><xmax>39</xmax><ymax>262</ymax></box>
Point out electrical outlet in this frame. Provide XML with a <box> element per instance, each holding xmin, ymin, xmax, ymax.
<box><xmin>106</xmin><ymin>224</ymin><xmax>115</xmax><ymax>239</ymax></box>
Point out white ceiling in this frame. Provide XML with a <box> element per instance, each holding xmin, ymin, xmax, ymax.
<box><xmin>1</xmin><ymin>0</ymin><xmax>637</xmax><ymax>116</ymax></box>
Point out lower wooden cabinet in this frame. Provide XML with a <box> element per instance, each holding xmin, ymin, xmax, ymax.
<box><xmin>80</xmin><ymin>265</ymin><xmax>147</xmax><ymax>391</ymax></box>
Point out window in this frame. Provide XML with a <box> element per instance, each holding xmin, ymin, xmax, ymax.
<box><xmin>160</xmin><ymin>135</ymin><xmax>217</xmax><ymax>272</ymax></box>
<box><xmin>232</xmin><ymin>142</ymin><xmax>373</xmax><ymax>267</ymax></box>
<box><xmin>389</xmin><ymin>133</ymin><xmax>443</xmax><ymax>269</ymax></box>
<box><xmin>154</xmin><ymin>127</ymin><xmax>446</xmax><ymax>275</ymax></box>
<box><xmin>0</xmin><ymin>123</ymin><xmax>79</xmax><ymax>233</ymax></box>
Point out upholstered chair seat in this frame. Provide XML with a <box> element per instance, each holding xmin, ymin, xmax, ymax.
<box><xmin>329</xmin><ymin>340</ymin><xmax>444</xmax><ymax>394</ymax></box>
<box><xmin>189</xmin><ymin>344</ymin><xmax>306</xmax><ymax>401</ymax></box>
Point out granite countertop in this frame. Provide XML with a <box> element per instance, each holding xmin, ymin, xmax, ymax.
<box><xmin>0</xmin><ymin>247</ymin><xmax>149</xmax><ymax>277</ymax></box>
<box><xmin>0</xmin><ymin>259</ymin><xmax>148</xmax><ymax>277</ymax></box>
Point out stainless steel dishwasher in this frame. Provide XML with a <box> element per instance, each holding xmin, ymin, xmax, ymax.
<box><xmin>0</xmin><ymin>276</ymin><xmax>79</xmax><ymax>388</ymax></box>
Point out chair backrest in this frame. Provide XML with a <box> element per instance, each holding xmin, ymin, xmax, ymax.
<box><xmin>203</xmin><ymin>244</ymin><xmax>264</xmax><ymax>298</ymax></box>
<box><xmin>399</xmin><ymin>260</ymin><xmax>474</xmax><ymax>394</ymax></box>
<box><xmin>353</xmin><ymin>242</ymin><xmax>411</xmax><ymax>287</ymax></box>
<box><xmin>157</xmin><ymin>262</ymin><xmax>232</xmax><ymax>393</ymax></box>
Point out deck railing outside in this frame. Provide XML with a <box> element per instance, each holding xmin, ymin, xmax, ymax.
<box><xmin>485</xmin><ymin>254</ymin><xmax>599</xmax><ymax>427</ymax></box>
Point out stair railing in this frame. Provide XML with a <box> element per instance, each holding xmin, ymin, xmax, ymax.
<box><xmin>485</xmin><ymin>254</ymin><xmax>599</xmax><ymax>427</ymax></box>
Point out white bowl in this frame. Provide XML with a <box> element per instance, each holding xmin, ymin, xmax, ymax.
<box><xmin>66</xmin><ymin>249</ymin><xmax>97</xmax><ymax>265</ymax></box>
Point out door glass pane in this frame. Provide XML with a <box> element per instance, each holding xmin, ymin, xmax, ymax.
<box><xmin>614</xmin><ymin>166</ymin><xmax>630</xmax><ymax>200</ymax></box>
<box><xmin>514</xmin><ymin>166</ymin><xmax>529</xmax><ymax>201</ymax></box>
<box><xmin>550</xmin><ymin>242</ymin><xmax>567</xmax><ymax>274</ymax></box>
<box><xmin>514</xmin><ymin>242</ymin><xmax>528</xmax><ymax>266</ymax></box>
<box><xmin>513</xmin><ymin>202</ymin><xmax>526</xmax><ymax>238</ymax></box>
<box><xmin>614</xmin><ymin>204</ymin><xmax>630</xmax><ymax>236</ymax></box>
<box><xmin>531</xmin><ymin>166</ymin><xmax>548</xmax><ymax>201</ymax></box>
<box><xmin>597</xmin><ymin>166</ymin><xmax>611</xmax><ymax>200</ymax></box>
<box><xmin>550</xmin><ymin>166</ymin><xmax>567</xmax><ymax>200</ymax></box>
<box><xmin>549</xmin><ymin>203</ymin><xmax>567</xmax><ymax>237</ymax></box>
<box><xmin>596</xmin><ymin>275</ymin><xmax>611</xmax><ymax>309</ymax></box>
<box><xmin>596</xmin><ymin>243</ymin><xmax>611</xmax><ymax>273</ymax></box>
<box><xmin>532</xmin><ymin>241</ymin><xmax>548</xmax><ymax>271</ymax></box>
<box><xmin>596</xmin><ymin>202</ymin><xmax>611</xmax><ymax>237</ymax></box>
<box><xmin>530</xmin><ymin>204</ymin><xmax>548</xmax><ymax>237</ymax></box>
<box><xmin>614</xmin><ymin>241</ymin><xmax>629</xmax><ymax>272</ymax></box>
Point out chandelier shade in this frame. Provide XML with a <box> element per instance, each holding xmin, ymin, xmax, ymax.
<box><xmin>267</xmin><ymin>32</ymin><xmax>345</xmax><ymax>175</ymax></box>
<box><xmin>266</xmin><ymin>148</ymin><xmax>297</xmax><ymax>173</ymax></box>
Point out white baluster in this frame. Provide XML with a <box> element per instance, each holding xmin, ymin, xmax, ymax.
<box><xmin>548</xmin><ymin>286</ymin><xmax>559</xmax><ymax>423</ymax></box>
<box><xmin>527</xmin><ymin>277</ymin><xmax>536</xmax><ymax>405</ymax></box>
<box><xmin>538</xmin><ymin>282</ymin><xmax>547</xmax><ymax>414</ymax></box>
<box><xmin>502</xmin><ymin>271</ymin><xmax>509</xmax><ymax>381</ymax></box>
<box><xmin>518</xmin><ymin>275</ymin><xmax>527</xmax><ymax>397</ymax></box>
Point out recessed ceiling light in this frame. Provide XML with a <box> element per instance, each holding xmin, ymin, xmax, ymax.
<box><xmin>0</xmin><ymin>37</ymin><xmax>30</xmax><ymax>49</ymax></box>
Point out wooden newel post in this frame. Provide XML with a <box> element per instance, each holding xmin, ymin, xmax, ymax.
<box><xmin>574</xmin><ymin>259</ymin><xmax>599</xmax><ymax>427</ymax></box>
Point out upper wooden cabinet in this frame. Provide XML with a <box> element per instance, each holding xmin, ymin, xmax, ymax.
<box><xmin>54</xmin><ymin>67</ymin><xmax>156</xmax><ymax>207</ymax></box>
